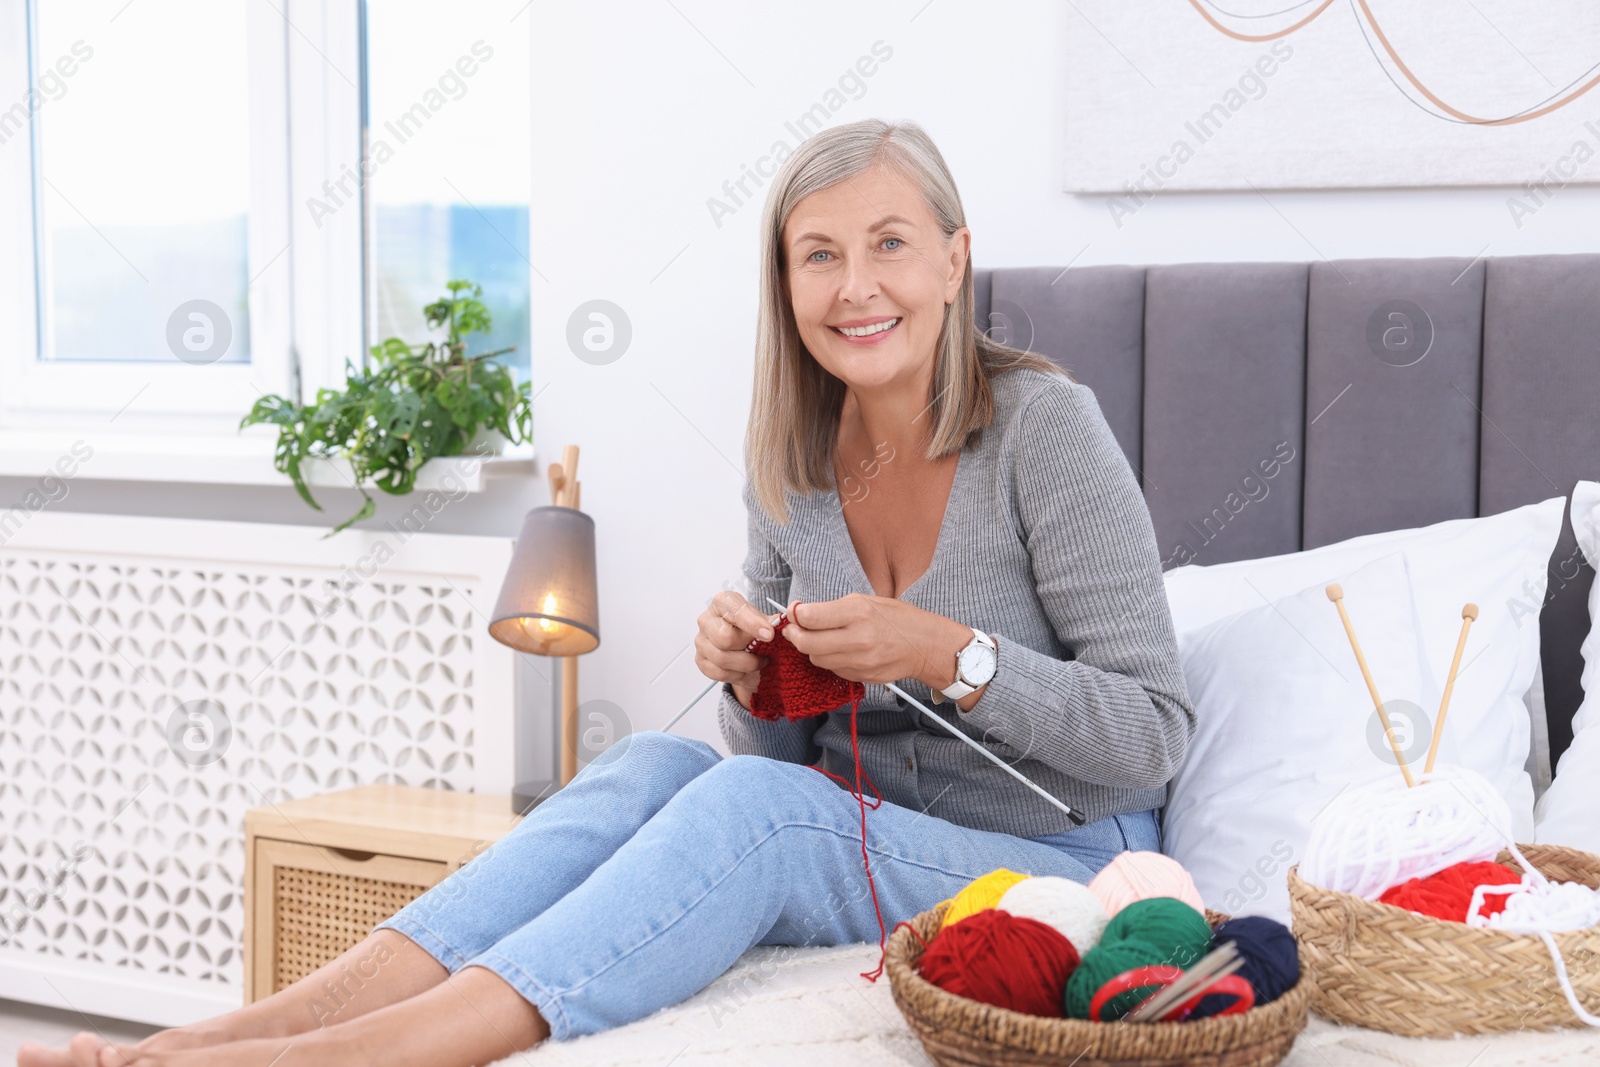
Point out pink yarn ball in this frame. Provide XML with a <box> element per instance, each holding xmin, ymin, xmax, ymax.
<box><xmin>1088</xmin><ymin>851</ymin><xmax>1205</xmax><ymax>917</ymax></box>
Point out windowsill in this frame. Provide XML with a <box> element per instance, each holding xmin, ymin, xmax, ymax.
<box><xmin>0</xmin><ymin>429</ymin><xmax>536</xmax><ymax>492</ymax></box>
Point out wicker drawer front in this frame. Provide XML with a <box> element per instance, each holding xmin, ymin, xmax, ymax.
<box><xmin>250</xmin><ymin>839</ymin><xmax>449</xmax><ymax>999</ymax></box>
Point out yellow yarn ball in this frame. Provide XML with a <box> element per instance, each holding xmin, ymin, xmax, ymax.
<box><xmin>940</xmin><ymin>868</ymin><xmax>1031</xmax><ymax>929</ymax></box>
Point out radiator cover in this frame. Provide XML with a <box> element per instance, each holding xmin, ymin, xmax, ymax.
<box><xmin>0</xmin><ymin>512</ymin><xmax>516</xmax><ymax>1024</ymax></box>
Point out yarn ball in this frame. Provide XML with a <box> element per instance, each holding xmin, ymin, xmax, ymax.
<box><xmin>941</xmin><ymin>868</ymin><xmax>1032</xmax><ymax>929</ymax></box>
<box><xmin>1099</xmin><ymin>897</ymin><xmax>1212</xmax><ymax>968</ymax></box>
<box><xmin>919</xmin><ymin>908</ymin><xmax>1080</xmax><ymax>1018</ymax></box>
<box><xmin>1088</xmin><ymin>851</ymin><xmax>1205</xmax><ymax>917</ymax></box>
<box><xmin>1063</xmin><ymin>938</ymin><xmax>1170</xmax><ymax>1020</ymax></box>
<box><xmin>997</xmin><ymin>876</ymin><xmax>1110</xmax><ymax>955</ymax></box>
<box><xmin>1189</xmin><ymin>915</ymin><xmax>1301</xmax><ymax>1019</ymax></box>
<box><xmin>1300</xmin><ymin>763</ymin><xmax>1513</xmax><ymax>899</ymax></box>
<box><xmin>1378</xmin><ymin>860</ymin><xmax>1520</xmax><ymax>922</ymax></box>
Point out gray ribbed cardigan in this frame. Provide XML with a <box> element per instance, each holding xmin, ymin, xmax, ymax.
<box><xmin>716</xmin><ymin>366</ymin><xmax>1196</xmax><ymax>838</ymax></box>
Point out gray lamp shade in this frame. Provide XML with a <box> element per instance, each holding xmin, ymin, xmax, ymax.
<box><xmin>489</xmin><ymin>506</ymin><xmax>600</xmax><ymax>656</ymax></box>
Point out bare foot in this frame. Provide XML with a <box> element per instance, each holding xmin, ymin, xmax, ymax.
<box><xmin>89</xmin><ymin>1031</ymin><xmax>364</xmax><ymax>1067</ymax></box>
<box><xmin>17</xmin><ymin>1019</ymin><xmax>251</xmax><ymax>1067</ymax></box>
<box><xmin>14</xmin><ymin>1040</ymin><xmax>74</xmax><ymax>1067</ymax></box>
<box><xmin>15</xmin><ymin>1031</ymin><xmax>115</xmax><ymax>1067</ymax></box>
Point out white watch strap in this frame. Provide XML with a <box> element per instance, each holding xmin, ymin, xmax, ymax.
<box><xmin>936</xmin><ymin>628</ymin><xmax>995</xmax><ymax>702</ymax></box>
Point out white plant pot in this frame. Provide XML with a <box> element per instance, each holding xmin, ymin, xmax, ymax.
<box><xmin>468</xmin><ymin>427</ymin><xmax>509</xmax><ymax>457</ymax></box>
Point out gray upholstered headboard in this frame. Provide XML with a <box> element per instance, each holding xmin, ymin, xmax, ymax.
<box><xmin>973</xmin><ymin>254</ymin><xmax>1600</xmax><ymax>766</ymax></box>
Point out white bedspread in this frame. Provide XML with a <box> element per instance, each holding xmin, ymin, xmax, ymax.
<box><xmin>498</xmin><ymin>944</ymin><xmax>1600</xmax><ymax>1067</ymax></box>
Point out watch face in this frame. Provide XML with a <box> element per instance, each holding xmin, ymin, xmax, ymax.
<box><xmin>959</xmin><ymin>642</ymin><xmax>997</xmax><ymax>686</ymax></box>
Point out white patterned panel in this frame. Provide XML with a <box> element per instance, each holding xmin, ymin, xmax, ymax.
<box><xmin>0</xmin><ymin>514</ymin><xmax>515</xmax><ymax>1025</ymax></box>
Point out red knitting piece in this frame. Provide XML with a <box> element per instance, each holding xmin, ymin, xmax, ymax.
<box><xmin>747</xmin><ymin>614</ymin><xmax>866</xmax><ymax>721</ymax></box>
<box><xmin>746</xmin><ymin>607</ymin><xmax>888</xmax><ymax>981</ymax></box>
<box><xmin>1378</xmin><ymin>860</ymin><xmax>1520</xmax><ymax>922</ymax></box>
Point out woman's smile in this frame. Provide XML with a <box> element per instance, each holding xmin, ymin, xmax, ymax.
<box><xmin>830</xmin><ymin>315</ymin><xmax>902</xmax><ymax>344</ymax></box>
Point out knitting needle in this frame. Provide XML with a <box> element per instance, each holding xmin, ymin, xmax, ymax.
<box><xmin>1124</xmin><ymin>942</ymin><xmax>1245</xmax><ymax>1022</ymax></box>
<box><xmin>663</xmin><ymin>679</ymin><xmax>718</xmax><ymax>733</ymax></box>
<box><xmin>1124</xmin><ymin>948</ymin><xmax>1234</xmax><ymax>1022</ymax></box>
<box><xmin>1326</xmin><ymin>583</ymin><xmax>1415</xmax><ymax>788</ymax></box>
<box><xmin>1125</xmin><ymin>942</ymin><xmax>1241</xmax><ymax>1022</ymax></box>
<box><xmin>1128</xmin><ymin>956</ymin><xmax>1243</xmax><ymax>1024</ymax></box>
<box><xmin>765</xmin><ymin>598</ymin><xmax>1086</xmax><ymax>826</ymax></box>
<box><xmin>1423</xmin><ymin>603</ymin><xmax>1478</xmax><ymax>775</ymax></box>
<box><xmin>661</xmin><ymin>605</ymin><xmax>787</xmax><ymax>734</ymax></box>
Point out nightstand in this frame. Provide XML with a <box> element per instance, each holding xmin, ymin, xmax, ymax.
<box><xmin>243</xmin><ymin>784</ymin><xmax>523</xmax><ymax>1002</ymax></box>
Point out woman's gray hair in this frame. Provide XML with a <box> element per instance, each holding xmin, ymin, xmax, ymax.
<box><xmin>744</xmin><ymin>118</ymin><xmax>1066</xmax><ymax>524</ymax></box>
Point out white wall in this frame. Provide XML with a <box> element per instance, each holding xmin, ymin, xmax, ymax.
<box><xmin>11</xmin><ymin>0</ymin><xmax>1600</xmax><ymax>762</ymax></box>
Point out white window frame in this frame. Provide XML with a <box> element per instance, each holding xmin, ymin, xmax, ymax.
<box><xmin>0</xmin><ymin>0</ymin><xmax>365</xmax><ymax>479</ymax></box>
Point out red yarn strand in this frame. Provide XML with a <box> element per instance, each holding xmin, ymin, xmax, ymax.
<box><xmin>848</xmin><ymin>694</ymin><xmax>890</xmax><ymax>982</ymax></box>
<box><xmin>891</xmin><ymin>917</ymin><xmax>930</xmax><ymax>951</ymax></box>
<box><xmin>746</xmin><ymin>608</ymin><xmax>890</xmax><ymax>982</ymax></box>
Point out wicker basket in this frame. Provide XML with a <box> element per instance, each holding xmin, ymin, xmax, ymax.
<box><xmin>885</xmin><ymin>902</ymin><xmax>1312</xmax><ymax>1067</ymax></box>
<box><xmin>1287</xmin><ymin>843</ymin><xmax>1600</xmax><ymax>1037</ymax></box>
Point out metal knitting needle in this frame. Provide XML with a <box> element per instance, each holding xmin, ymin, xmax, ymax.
<box><xmin>663</xmin><ymin>679</ymin><xmax>718</xmax><ymax>733</ymax></box>
<box><xmin>659</xmin><ymin>601</ymin><xmax>790</xmax><ymax>733</ymax></box>
<box><xmin>766</xmin><ymin>598</ymin><xmax>1085</xmax><ymax>825</ymax></box>
<box><xmin>889</xmin><ymin>681</ymin><xmax>1087</xmax><ymax>826</ymax></box>
<box><xmin>1124</xmin><ymin>942</ymin><xmax>1244</xmax><ymax>1022</ymax></box>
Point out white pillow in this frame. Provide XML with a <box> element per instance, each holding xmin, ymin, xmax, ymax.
<box><xmin>1534</xmin><ymin>481</ymin><xmax>1600</xmax><ymax>852</ymax></box>
<box><xmin>1165</xmin><ymin>497</ymin><xmax>1567</xmax><ymax>794</ymax></box>
<box><xmin>1163</xmin><ymin>497</ymin><xmax>1565</xmax><ymax>922</ymax></box>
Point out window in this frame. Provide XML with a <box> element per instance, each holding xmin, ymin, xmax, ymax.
<box><xmin>362</xmin><ymin>1</ymin><xmax>532</xmax><ymax>375</ymax></box>
<box><xmin>0</xmin><ymin>0</ymin><xmax>292</xmax><ymax>430</ymax></box>
<box><xmin>0</xmin><ymin>0</ymin><xmax>530</xmax><ymax>457</ymax></box>
<box><xmin>33</xmin><ymin>0</ymin><xmax>253</xmax><ymax>365</ymax></box>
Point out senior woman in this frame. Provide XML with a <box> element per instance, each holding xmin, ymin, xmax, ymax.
<box><xmin>23</xmin><ymin>119</ymin><xmax>1194</xmax><ymax>1067</ymax></box>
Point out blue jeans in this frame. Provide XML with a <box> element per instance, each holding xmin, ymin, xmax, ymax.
<box><xmin>376</xmin><ymin>730</ymin><xmax>1160</xmax><ymax>1040</ymax></box>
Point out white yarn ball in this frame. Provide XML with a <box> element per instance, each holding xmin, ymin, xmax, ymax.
<box><xmin>1301</xmin><ymin>762</ymin><xmax>1514</xmax><ymax>900</ymax></box>
<box><xmin>996</xmin><ymin>875</ymin><xmax>1109</xmax><ymax>954</ymax></box>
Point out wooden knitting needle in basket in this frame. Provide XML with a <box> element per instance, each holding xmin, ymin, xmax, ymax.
<box><xmin>1423</xmin><ymin>603</ymin><xmax>1478</xmax><ymax>775</ymax></box>
<box><xmin>766</xmin><ymin>598</ymin><xmax>1086</xmax><ymax>825</ymax></box>
<box><xmin>1326</xmin><ymin>582</ymin><xmax>1415</xmax><ymax>787</ymax></box>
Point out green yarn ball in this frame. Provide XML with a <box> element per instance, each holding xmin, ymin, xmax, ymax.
<box><xmin>1064</xmin><ymin>938</ymin><xmax>1169</xmax><ymax>1020</ymax></box>
<box><xmin>1100</xmin><ymin>896</ymin><xmax>1212</xmax><ymax>969</ymax></box>
<box><xmin>1065</xmin><ymin>899</ymin><xmax>1215</xmax><ymax>1021</ymax></box>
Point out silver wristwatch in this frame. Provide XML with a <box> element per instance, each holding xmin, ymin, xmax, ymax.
<box><xmin>932</xmin><ymin>627</ymin><xmax>997</xmax><ymax>703</ymax></box>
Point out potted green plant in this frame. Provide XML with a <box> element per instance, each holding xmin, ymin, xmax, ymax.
<box><xmin>242</xmin><ymin>279</ymin><xmax>532</xmax><ymax>535</ymax></box>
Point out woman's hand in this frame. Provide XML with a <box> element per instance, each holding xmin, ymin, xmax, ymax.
<box><xmin>695</xmin><ymin>590</ymin><xmax>779</xmax><ymax>711</ymax></box>
<box><xmin>781</xmin><ymin>594</ymin><xmax>984</xmax><ymax>708</ymax></box>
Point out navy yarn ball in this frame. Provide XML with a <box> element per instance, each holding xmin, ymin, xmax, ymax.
<box><xmin>1189</xmin><ymin>916</ymin><xmax>1300</xmax><ymax>1019</ymax></box>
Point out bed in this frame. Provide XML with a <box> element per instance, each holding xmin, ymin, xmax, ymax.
<box><xmin>498</xmin><ymin>252</ymin><xmax>1600</xmax><ymax>1065</ymax></box>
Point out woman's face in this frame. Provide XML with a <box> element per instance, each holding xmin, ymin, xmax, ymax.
<box><xmin>782</xmin><ymin>163</ymin><xmax>969</xmax><ymax>395</ymax></box>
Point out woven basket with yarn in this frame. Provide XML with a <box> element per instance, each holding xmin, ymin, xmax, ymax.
<box><xmin>886</xmin><ymin>902</ymin><xmax>1312</xmax><ymax>1067</ymax></box>
<box><xmin>1288</xmin><ymin>843</ymin><xmax>1600</xmax><ymax>1037</ymax></box>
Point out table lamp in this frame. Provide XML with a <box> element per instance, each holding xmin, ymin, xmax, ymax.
<box><xmin>489</xmin><ymin>444</ymin><xmax>600</xmax><ymax>813</ymax></box>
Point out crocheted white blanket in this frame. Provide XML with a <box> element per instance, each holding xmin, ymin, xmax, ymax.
<box><xmin>495</xmin><ymin>942</ymin><xmax>1600</xmax><ymax>1066</ymax></box>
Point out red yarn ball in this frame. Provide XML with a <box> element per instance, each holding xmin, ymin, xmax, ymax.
<box><xmin>1378</xmin><ymin>861</ymin><xmax>1520</xmax><ymax>922</ymax></box>
<box><xmin>918</xmin><ymin>909</ymin><xmax>1082</xmax><ymax>1018</ymax></box>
